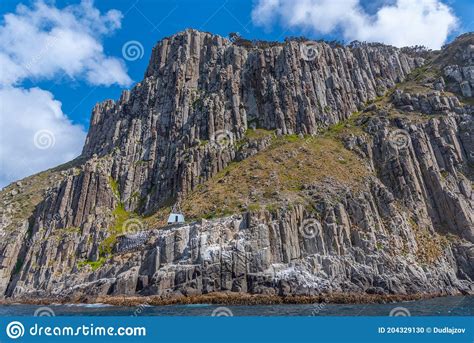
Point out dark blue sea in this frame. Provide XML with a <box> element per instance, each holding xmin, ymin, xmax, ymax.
<box><xmin>0</xmin><ymin>296</ymin><xmax>472</xmax><ymax>316</ymax></box>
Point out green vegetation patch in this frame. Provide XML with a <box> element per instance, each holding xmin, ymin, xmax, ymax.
<box><xmin>325</xmin><ymin>111</ymin><xmax>366</xmax><ymax>138</ymax></box>
<box><xmin>100</xmin><ymin>178</ymin><xmax>143</xmax><ymax>257</ymax></box>
<box><xmin>78</xmin><ymin>257</ymin><xmax>107</xmax><ymax>271</ymax></box>
<box><xmin>244</xmin><ymin>128</ymin><xmax>274</xmax><ymax>140</ymax></box>
<box><xmin>147</xmin><ymin>133</ymin><xmax>369</xmax><ymax>224</ymax></box>
<box><xmin>109</xmin><ymin>176</ymin><xmax>120</xmax><ymax>198</ymax></box>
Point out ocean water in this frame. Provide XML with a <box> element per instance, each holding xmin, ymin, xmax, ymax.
<box><xmin>0</xmin><ymin>296</ymin><xmax>472</xmax><ymax>316</ymax></box>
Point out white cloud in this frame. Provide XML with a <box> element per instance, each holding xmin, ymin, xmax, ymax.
<box><xmin>0</xmin><ymin>0</ymin><xmax>131</xmax><ymax>86</ymax></box>
<box><xmin>0</xmin><ymin>87</ymin><xmax>86</xmax><ymax>187</ymax></box>
<box><xmin>0</xmin><ymin>0</ymin><xmax>131</xmax><ymax>188</ymax></box>
<box><xmin>252</xmin><ymin>0</ymin><xmax>458</xmax><ymax>49</ymax></box>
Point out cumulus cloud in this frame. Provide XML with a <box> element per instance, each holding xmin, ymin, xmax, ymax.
<box><xmin>252</xmin><ymin>0</ymin><xmax>458</xmax><ymax>49</ymax></box>
<box><xmin>0</xmin><ymin>0</ymin><xmax>131</xmax><ymax>188</ymax></box>
<box><xmin>0</xmin><ymin>87</ymin><xmax>87</xmax><ymax>187</ymax></box>
<box><xmin>0</xmin><ymin>0</ymin><xmax>131</xmax><ymax>86</ymax></box>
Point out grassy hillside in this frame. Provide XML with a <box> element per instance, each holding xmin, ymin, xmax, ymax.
<box><xmin>145</xmin><ymin>133</ymin><xmax>369</xmax><ymax>226</ymax></box>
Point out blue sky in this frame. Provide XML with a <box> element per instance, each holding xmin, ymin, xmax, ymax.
<box><xmin>0</xmin><ymin>0</ymin><xmax>473</xmax><ymax>187</ymax></box>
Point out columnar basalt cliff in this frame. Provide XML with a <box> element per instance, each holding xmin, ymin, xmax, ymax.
<box><xmin>0</xmin><ymin>30</ymin><xmax>473</xmax><ymax>301</ymax></box>
<box><xmin>81</xmin><ymin>30</ymin><xmax>422</xmax><ymax>212</ymax></box>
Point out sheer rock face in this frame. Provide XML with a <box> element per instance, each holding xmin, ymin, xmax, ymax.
<box><xmin>391</xmin><ymin>89</ymin><xmax>463</xmax><ymax>114</ymax></box>
<box><xmin>1</xmin><ymin>30</ymin><xmax>473</xmax><ymax>299</ymax></box>
<box><xmin>442</xmin><ymin>36</ymin><xmax>474</xmax><ymax>97</ymax></box>
<box><xmin>81</xmin><ymin>29</ymin><xmax>422</xmax><ymax>214</ymax></box>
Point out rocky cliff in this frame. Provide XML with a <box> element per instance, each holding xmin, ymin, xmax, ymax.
<box><xmin>0</xmin><ymin>30</ymin><xmax>473</xmax><ymax>301</ymax></box>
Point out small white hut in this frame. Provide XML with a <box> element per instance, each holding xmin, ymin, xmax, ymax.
<box><xmin>167</xmin><ymin>212</ymin><xmax>185</xmax><ymax>224</ymax></box>
<box><xmin>167</xmin><ymin>203</ymin><xmax>185</xmax><ymax>225</ymax></box>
